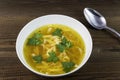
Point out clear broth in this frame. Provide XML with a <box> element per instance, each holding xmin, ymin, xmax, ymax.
<box><xmin>23</xmin><ymin>24</ymin><xmax>85</xmax><ymax>75</ymax></box>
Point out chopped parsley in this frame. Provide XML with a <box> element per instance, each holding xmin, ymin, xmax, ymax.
<box><xmin>52</xmin><ymin>28</ymin><xmax>62</xmax><ymax>37</ymax></box>
<box><xmin>27</xmin><ymin>33</ymin><xmax>43</xmax><ymax>46</ymax></box>
<box><xmin>61</xmin><ymin>37</ymin><xmax>73</xmax><ymax>48</ymax></box>
<box><xmin>56</xmin><ymin>37</ymin><xmax>73</xmax><ymax>52</ymax></box>
<box><xmin>33</xmin><ymin>33</ymin><xmax>43</xmax><ymax>39</ymax></box>
<box><xmin>62</xmin><ymin>62</ymin><xmax>75</xmax><ymax>73</ymax></box>
<box><xmin>47</xmin><ymin>51</ymin><xmax>59</xmax><ymax>63</ymax></box>
<box><xmin>32</xmin><ymin>55</ymin><xmax>42</xmax><ymax>63</ymax></box>
<box><xmin>56</xmin><ymin>44</ymin><xmax>66</xmax><ymax>52</ymax></box>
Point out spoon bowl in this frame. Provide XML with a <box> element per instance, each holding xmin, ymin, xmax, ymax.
<box><xmin>84</xmin><ymin>8</ymin><xmax>106</xmax><ymax>29</ymax></box>
<box><xmin>84</xmin><ymin>8</ymin><xmax>120</xmax><ymax>39</ymax></box>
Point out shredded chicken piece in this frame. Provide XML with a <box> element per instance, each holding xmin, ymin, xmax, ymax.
<box><xmin>58</xmin><ymin>51</ymin><xmax>70</xmax><ymax>62</ymax></box>
<box><xmin>42</xmin><ymin>35</ymin><xmax>61</xmax><ymax>58</ymax></box>
<box><xmin>47</xmin><ymin>27</ymin><xmax>53</xmax><ymax>33</ymax></box>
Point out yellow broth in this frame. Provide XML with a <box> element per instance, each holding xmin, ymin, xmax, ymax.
<box><xmin>23</xmin><ymin>24</ymin><xmax>85</xmax><ymax>75</ymax></box>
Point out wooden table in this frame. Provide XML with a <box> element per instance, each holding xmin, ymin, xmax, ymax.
<box><xmin>0</xmin><ymin>0</ymin><xmax>120</xmax><ymax>80</ymax></box>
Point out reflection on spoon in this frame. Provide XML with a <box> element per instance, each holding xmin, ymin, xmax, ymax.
<box><xmin>84</xmin><ymin>8</ymin><xmax>120</xmax><ymax>39</ymax></box>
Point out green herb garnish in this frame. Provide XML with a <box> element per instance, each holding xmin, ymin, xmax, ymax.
<box><xmin>27</xmin><ymin>38</ymin><xmax>42</xmax><ymax>45</ymax></box>
<box><xmin>52</xmin><ymin>28</ymin><xmax>62</xmax><ymax>37</ymax></box>
<box><xmin>56</xmin><ymin>43</ymin><xmax>66</xmax><ymax>52</ymax></box>
<box><xmin>32</xmin><ymin>55</ymin><xmax>42</xmax><ymax>63</ymax></box>
<box><xmin>61</xmin><ymin>37</ymin><xmax>73</xmax><ymax>48</ymax></box>
<box><xmin>27</xmin><ymin>33</ymin><xmax>43</xmax><ymax>46</ymax></box>
<box><xmin>56</xmin><ymin>37</ymin><xmax>73</xmax><ymax>52</ymax></box>
<box><xmin>62</xmin><ymin>62</ymin><xmax>75</xmax><ymax>73</ymax></box>
<box><xmin>33</xmin><ymin>33</ymin><xmax>43</xmax><ymax>39</ymax></box>
<box><xmin>47</xmin><ymin>51</ymin><xmax>59</xmax><ymax>63</ymax></box>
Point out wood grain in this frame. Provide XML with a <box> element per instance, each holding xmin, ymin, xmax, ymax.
<box><xmin>0</xmin><ymin>0</ymin><xmax>120</xmax><ymax>80</ymax></box>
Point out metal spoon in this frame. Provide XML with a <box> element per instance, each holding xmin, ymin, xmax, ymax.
<box><xmin>84</xmin><ymin>8</ymin><xmax>120</xmax><ymax>39</ymax></box>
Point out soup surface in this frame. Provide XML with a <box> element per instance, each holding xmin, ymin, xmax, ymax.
<box><xmin>24</xmin><ymin>24</ymin><xmax>85</xmax><ymax>75</ymax></box>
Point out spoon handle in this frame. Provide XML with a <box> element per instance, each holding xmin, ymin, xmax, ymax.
<box><xmin>105</xmin><ymin>26</ymin><xmax>120</xmax><ymax>39</ymax></box>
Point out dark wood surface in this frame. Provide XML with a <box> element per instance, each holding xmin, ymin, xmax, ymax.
<box><xmin>0</xmin><ymin>0</ymin><xmax>120</xmax><ymax>80</ymax></box>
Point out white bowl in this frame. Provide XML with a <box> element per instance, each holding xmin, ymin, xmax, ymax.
<box><xmin>16</xmin><ymin>14</ymin><xmax>92</xmax><ymax>77</ymax></box>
